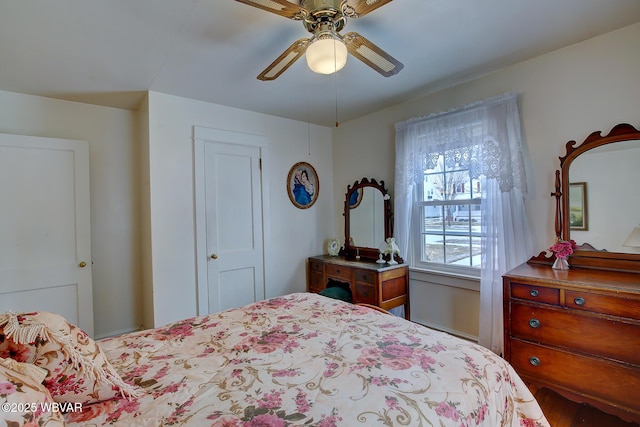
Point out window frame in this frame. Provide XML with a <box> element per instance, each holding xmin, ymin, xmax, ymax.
<box><xmin>411</xmin><ymin>154</ymin><xmax>484</xmax><ymax>278</ymax></box>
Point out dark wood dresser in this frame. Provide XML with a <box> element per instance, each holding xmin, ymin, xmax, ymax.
<box><xmin>503</xmin><ymin>262</ymin><xmax>640</xmax><ymax>423</ymax></box>
<box><xmin>307</xmin><ymin>255</ymin><xmax>410</xmax><ymax>319</ymax></box>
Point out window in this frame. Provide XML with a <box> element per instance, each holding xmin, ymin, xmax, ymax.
<box><xmin>395</xmin><ymin>93</ymin><xmax>533</xmax><ymax>353</ymax></box>
<box><xmin>414</xmin><ymin>148</ymin><xmax>483</xmax><ymax>274</ymax></box>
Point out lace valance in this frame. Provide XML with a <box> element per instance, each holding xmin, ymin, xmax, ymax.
<box><xmin>395</xmin><ymin>92</ymin><xmax>526</xmax><ymax>193</ymax></box>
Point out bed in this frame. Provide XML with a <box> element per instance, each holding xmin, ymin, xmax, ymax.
<box><xmin>1</xmin><ymin>292</ymin><xmax>549</xmax><ymax>426</ymax></box>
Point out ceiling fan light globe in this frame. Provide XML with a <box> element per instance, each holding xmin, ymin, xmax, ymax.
<box><xmin>306</xmin><ymin>38</ymin><xmax>348</xmax><ymax>74</ymax></box>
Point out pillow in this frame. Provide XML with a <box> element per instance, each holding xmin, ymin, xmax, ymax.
<box><xmin>0</xmin><ymin>357</ymin><xmax>66</xmax><ymax>427</ymax></box>
<box><xmin>0</xmin><ymin>357</ymin><xmax>47</xmax><ymax>383</ymax></box>
<box><xmin>0</xmin><ymin>311</ymin><xmax>138</xmax><ymax>405</ymax></box>
<box><xmin>0</xmin><ymin>313</ymin><xmax>38</xmax><ymax>362</ymax></box>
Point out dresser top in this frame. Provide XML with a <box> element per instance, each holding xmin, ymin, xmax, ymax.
<box><xmin>310</xmin><ymin>255</ymin><xmax>408</xmax><ymax>272</ymax></box>
<box><xmin>505</xmin><ymin>262</ymin><xmax>640</xmax><ymax>294</ymax></box>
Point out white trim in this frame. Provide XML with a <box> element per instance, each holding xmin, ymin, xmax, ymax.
<box><xmin>414</xmin><ymin>320</ymin><xmax>479</xmax><ymax>343</ymax></box>
<box><xmin>193</xmin><ymin>139</ymin><xmax>207</xmax><ymax>315</ymax></box>
<box><xmin>193</xmin><ymin>126</ymin><xmax>268</xmax><ymax>148</ymax></box>
<box><xmin>412</xmin><ymin>262</ymin><xmax>481</xmax><ymax>280</ymax></box>
<box><xmin>95</xmin><ymin>325</ymin><xmax>143</xmax><ymax>340</ymax></box>
<box><xmin>410</xmin><ymin>268</ymin><xmax>480</xmax><ymax>292</ymax></box>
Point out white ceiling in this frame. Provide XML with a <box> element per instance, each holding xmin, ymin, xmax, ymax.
<box><xmin>1</xmin><ymin>0</ymin><xmax>639</xmax><ymax>127</ymax></box>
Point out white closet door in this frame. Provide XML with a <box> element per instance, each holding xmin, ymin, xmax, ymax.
<box><xmin>194</xmin><ymin>127</ymin><xmax>266</xmax><ymax>315</ymax></box>
<box><xmin>0</xmin><ymin>134</ymin><xmax>93</xmax><ymax>336</ymax></box>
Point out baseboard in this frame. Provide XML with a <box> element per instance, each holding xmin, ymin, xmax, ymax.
<box><xmin>415</xmin><ymin>320</ymin><xmax>479</xmax><ymax>343</ymax></box>
<box><xmin>94</xmin><ymin>325</ymin><xmax>143</xmax><ymax>340</ymax></box>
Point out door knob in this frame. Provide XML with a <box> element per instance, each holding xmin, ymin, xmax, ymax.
<box><xmin>78</xmin><ymin>261</ymin><xmax>87</xmax><ymax>268</ymax></box>
<box><xmin>210</xmin><ymin>254</ymin><xmax>218</xmax><ymax>259</ymax></box>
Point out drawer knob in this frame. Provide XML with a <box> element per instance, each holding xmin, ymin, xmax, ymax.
<box><xmin>574</xmin><ymin>297</ymin><xmax>585</xmax><ymax>306</ymax></box>
<box><xmin>528</xmin><ymin>318</ymin><xmax>541</xmax><ymax>329</ymax></box>
<box><xmin>362</xmin><ymin>291</ymin><xmax>368</xmax><ymax>297</ymax></box>
<box><xmin>529</xmin><ymin>356</ymin><xmax>541</xmax><ymax>367</ymax></box>
<box><xmin>529</xmin><ymin>289</ymin><xmax>539</xmax><ymax>297</ymax></box>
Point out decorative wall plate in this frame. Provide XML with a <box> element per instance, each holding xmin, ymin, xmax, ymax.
<box><xmin>287</xmin><ymin>162</ymin><xmax>318</xmax><ymax>209</ymax></box>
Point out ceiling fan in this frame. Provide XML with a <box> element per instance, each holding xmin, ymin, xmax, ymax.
<box><xmin>235</xmin><ymin>0</ymin><xmax>404</xmax><ymax>80</ymax></box>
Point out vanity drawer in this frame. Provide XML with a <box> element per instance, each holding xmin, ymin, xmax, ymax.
<box><xmin>309</xmin><ymin>259</ymin><xmax>324</xmax><ymax>272</ymax></box>
<box><xmin>510</xmin><ymin>283</ymin><xmax>559</xmax><ymax>305</ymax></box>
<box><xmin>510</xmin><ymin>302</ymin><xmax>640</xmax><ymax>365</ymax></box>
<box><xmin>564</xmin><ymin>290</ymin><xmax>640</xmax><ymax>319</ymax></box>
<box><xmin>510</xmin><ymin>339</ymin><xmax>640</xmax><ymax>413</ymax></box>
<box><xmin>354</xmin><ymin>269</ymin><xmax>375</xmax><ymax>284</ymax></box>
<box><xmin>355</xmin><ymin>284</ymin><xmax>376</xmax><ymax>304</ymax></box>
<box><xmin>308</xmin><ymin>270</ymin><xmax>324</xmax><ymax>293</ymax></box>
<box><xmin>326</xmin><ymin>263</ymin><xmax>351</xmax><ymax>281</ymax></box>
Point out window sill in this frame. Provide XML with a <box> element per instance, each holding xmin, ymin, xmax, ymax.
<box><xmin>409</xmin><ymin>267</ymin><xmax>480</xmax><ymax>292</ymax></box>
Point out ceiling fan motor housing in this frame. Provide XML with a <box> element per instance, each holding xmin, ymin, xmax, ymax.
<box><xmin>302</xmin><ymin>0</ymin><xmax>347</xmax><ymax>33</ymax></box>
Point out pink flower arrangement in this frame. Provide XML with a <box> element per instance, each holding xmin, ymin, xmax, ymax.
<box><xmin>549</xmin><ymin>239</ymin><xmax>577</xmax><ymax>259</ymax></box>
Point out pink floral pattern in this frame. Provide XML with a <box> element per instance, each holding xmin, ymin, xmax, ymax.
<box><xmin>0</xmin><ymin>358</ymin><xmax>65</xmax><ymax>427</ymax></box>
<box><xmin>65</xmin><ymin>293</ymin><xmax>549</xmax><ymax>426</ymax></box>
<box><xmin>1</xmin><ymin>311</ymin><xmax>138</xmax><ymax>405</ymax></box>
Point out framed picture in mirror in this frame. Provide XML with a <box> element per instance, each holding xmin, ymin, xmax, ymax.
<box><xmin>569</xmin><ymin>182</ymin><xmax>588</xmax><ymax>230</ymax></box>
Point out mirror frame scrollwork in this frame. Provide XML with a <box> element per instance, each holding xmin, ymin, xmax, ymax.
<box><xmin>342</xmin><ymin>178</ymin><xmax>403</xmax><ymax>263</ymax></box>
<box><xmin>551</xmin><ymin>123</ymin><xmax>640</xmax><ymax>272</ymax></box>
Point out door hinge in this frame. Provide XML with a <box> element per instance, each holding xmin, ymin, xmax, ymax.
<box><xmin>259</xmin><ymin>158</ymin><xmax>262</xmax><ymax>170</ymax></box>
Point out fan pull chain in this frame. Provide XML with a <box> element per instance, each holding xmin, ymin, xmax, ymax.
<box><xmin>335</xmin><ymin>70</ymin><xmax>339</xmax><ymax>128</ymax></box>
<box><xmin>306</xmin><ymin>67</ymin><xmax>312</xmax><ymax>156</ymax></box>
<box><xmin>334</xmin><ymin>40</ymin><xmax>339</xmax><ymax>127</ymax></box>
<box><xmin>307</xmin><ymin>98</ymin><xmax>312</xmax><ymax>156</ymax></box>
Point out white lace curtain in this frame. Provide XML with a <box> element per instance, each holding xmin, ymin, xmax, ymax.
<box><xmin>394</xmin><ymin>92</ymin><xmax>533</xmax><ymax>354</ymax></box>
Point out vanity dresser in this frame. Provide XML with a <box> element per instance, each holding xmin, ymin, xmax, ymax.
<box><xmin>307</xmin><ymin>178</ymin><xmax>410</xmax><ymax>319</ymax></box>
<box><xmin>503</xmin><ymin>123</ymin><xmax>640</xmax><ymax>423</ymax></box>
<box><xmin>307</xmin><ymin>255</ymin><xmax>409</xmax><ymax>319</ymax></box>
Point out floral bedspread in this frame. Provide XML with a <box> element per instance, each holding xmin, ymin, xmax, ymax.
<box><xmin>65</xmin><ymin>293</ymin><xmax>549</xmax><ymax>426</ymax></box>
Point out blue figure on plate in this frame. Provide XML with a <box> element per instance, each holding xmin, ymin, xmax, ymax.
<box><xmin>293</xmin><ymin>168</ymin><xmax>314</xmax><ymax>206</ymax></box>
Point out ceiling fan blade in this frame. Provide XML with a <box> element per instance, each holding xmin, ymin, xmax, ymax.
<box><xmin>342</xmin><ymin>32</ymin><xmax>403</xmax><ymax>77</ymax></box>
<box><xmin>257</xmin><ymin>38</ymin><xmax>311</xmax><ymax>81</ymax></box>
<box><xmin>342</xmin><ymin>0</ymin><xmax>393</xmax><ymax>18</ymax></box>
<box><xmin>235</xmin><ymin>0</ymin><xmax>306</xmax><ymax>20</ymax></box>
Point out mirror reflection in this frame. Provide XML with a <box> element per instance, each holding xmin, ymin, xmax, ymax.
<box><xmin>343</xmin><ymin>178</ymin><xmax>393</xmax><ymax>261</ymax></box>
<box><xmin>569</xmin><ymin>140</ymin><xmax>640</xmax><ymax>253</ymax></box>
<box><xmin>349</xmin><ymin>187</ymin><xmax>385</xmax><ymax>248</ymax></box>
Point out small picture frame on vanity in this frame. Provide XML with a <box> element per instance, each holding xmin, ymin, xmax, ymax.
<box><xmin>327</xmin><ymin>238</ymin><xmax>340</xmax><ymax>256</ymax></box>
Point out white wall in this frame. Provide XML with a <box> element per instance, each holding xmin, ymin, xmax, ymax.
<box><xmin>0</xmin><ymin>90</ymin><xmax>142</xmax><ymax>339</ymax></box>
<box><xmin>0</xmin><ymin>89</ymin><xmax>334</xmax><ymax>336</ymax></box>
<box><xmin>333</xmin><ymin>23</ymin><xmax>640</xmax><ymax>338</ymax></box>
<box><xmin>144</xmin><ymin>92</ymin><xmax>334</xmax><ymax>327</ymax></box>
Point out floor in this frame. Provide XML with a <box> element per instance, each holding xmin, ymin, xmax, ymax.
<box><xmin>533</xmin><ymin>387</ymin><xmax>639</xmax><ymax>427</ymax></box>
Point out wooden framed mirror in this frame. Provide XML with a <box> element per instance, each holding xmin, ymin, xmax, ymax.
<box><xmin>553</xmin><ymin>123</ymin><xmax>640</xmax><ymax>271</ymax></box>
<box><xmin>342</xmin><ymin>178</ymin><xmax>401</xmax><ymax>262</ymax></box>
